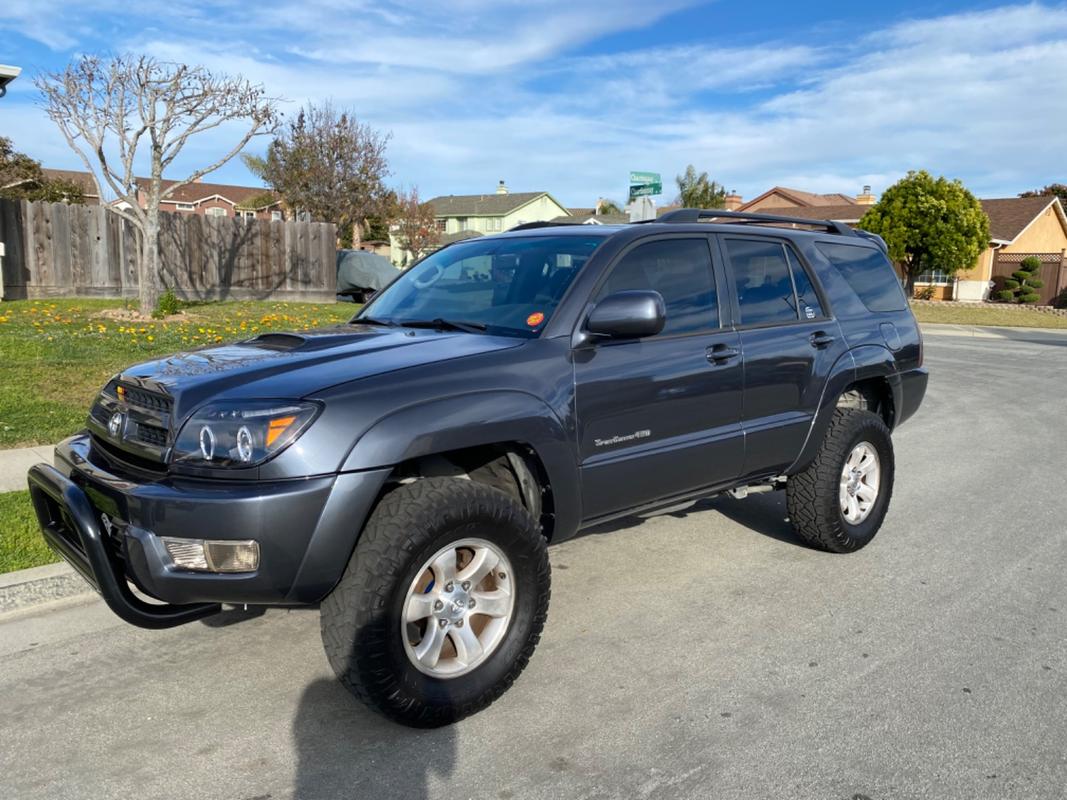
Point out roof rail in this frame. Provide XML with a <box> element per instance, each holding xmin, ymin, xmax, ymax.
<box><xmin>654</xmin><ymin>208</ymin><xmax>856</xmax><ymax>237</ymax></box>
<box><xmin>508</xmin><ymin>221</ymin><xmax>567</xmax><ymax>231</ymax></box>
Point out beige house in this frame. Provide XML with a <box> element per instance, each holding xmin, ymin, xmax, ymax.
<box><xmin>952</xmin><ymin>196</ymin><xmax>1067</xmax><ymax>302</ymax></box>
<box><xmin>732</xmin><ymin>185</ymin><xmax>877</xmax><ymax>212</ymax></box>
<box><xmin>392</xmin><ymin>181</ymin><xmax>570</xmax><ymax>265</ymax></box>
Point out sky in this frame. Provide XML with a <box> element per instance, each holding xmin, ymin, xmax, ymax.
<box><xmin>1</xmin><ymin>1</ymin><xmax>1065</xmax><ymax>207</ymax></box>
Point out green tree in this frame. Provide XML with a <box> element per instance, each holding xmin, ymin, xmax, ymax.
<box><xmin>0</xmin><ymin>137</ymin><xmax>85</xmax><ymax>203</ymax></box>
<box><xmin>253</xmin><ymin>102</ymin><xmax>390</xmax><ymax>246</ymax></box>
<box><xmin>596</xmin><ymin>198</ymin><xmax>623</xmax><ymax>215</ymax></box>
<box><xmin>675</xmin><ymin>165</ymin><xmax>726</xmax><ymax>209</ymax></box>
<box><xmin>1019</xmin><ymin>184</ymin><xmax>1067</xmax><ymax>204</ymax></box>
<box><xmin>859</xmin><ymin>170</ymin><xmax>989</xmax><ymax>296</ymax></box>
<box><xmin>994</xmin><ymin>255</ymin><xmax>1044</xmax><ymax>304</ymax></box>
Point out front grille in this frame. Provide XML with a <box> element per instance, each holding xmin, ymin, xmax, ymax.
<box><xmin>110</xmin><ymin>382</ymin><xmax>174</xmax><ymax>414</ymax></box>
<box><xmin>136</xmin><ymin>423</ymin><xmax>168</xmax><ymax>447</ymax></box>
<box><xmin>90</xmin><ymin>434</ymin><xmax>169</xmax><ymax>478</ymax></box>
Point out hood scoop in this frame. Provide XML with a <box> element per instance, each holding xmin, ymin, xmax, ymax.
<box><xmin>249</xmin><ymin>332</ymin><xmax>309</xmax><ymax>351</ymax></box>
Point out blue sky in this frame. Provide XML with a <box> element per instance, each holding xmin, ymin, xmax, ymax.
<box><xmin>1</xmin><ymin>1</ymin><xmax>1065</xmax><ymax>207</ymax></box>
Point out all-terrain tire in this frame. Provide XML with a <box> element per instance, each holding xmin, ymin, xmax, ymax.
<box><xmin>320</xmin><ymin>477</ymin><xmax>550</xmax><ymax>727</ymax></box>
<box><xmin>786</xmin><ymin>408</ymin><xmax>895</xmax><ymax>553</ymax></box>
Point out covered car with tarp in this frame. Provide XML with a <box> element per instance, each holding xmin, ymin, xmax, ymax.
<box><xmin>336</xmin><ymin>249</ymin><xmax>399</xmax><ymax>302</ymax></box>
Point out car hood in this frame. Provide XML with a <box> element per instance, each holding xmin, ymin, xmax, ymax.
<box><xmin>117</xmin><ymin>324</ymin><xmax>524</xmax><ymax>420</ymax></box>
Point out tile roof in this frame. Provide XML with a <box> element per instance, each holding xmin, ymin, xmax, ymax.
<box><xmin>979</xmin><ymin>196</ymin><xmax>1060</xmax><ymax>242</ymax></box>
<box><xmin>41</xmin><ymin>168</ymin><xmax>100</xmax><ymax>197</ymax></box>
<box><xmin>427</xmin><ymin>191</ymin><xmax>549</xmax><ymax>217</ymax></box>
<box><xmin>136</xmin><ymin>178</ymin><xmax>279</xmax><ymax>207</ymax></box>
<box><xmin>739</xmin><ymin>187</ymin><xmax>857</xmax><ymax>210</ymax></box>
<box><xmin>757</xmin><ymin>204</ymin><xmax>867</xmax><ymax>222</ymax></box>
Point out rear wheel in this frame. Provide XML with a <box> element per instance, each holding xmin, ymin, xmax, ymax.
<box><xmin>786</xmin><ymin>408</ymin><xmax>895</xmax><ymax>553</ymax></box>
<box><xmin>320</xmin><ymin>477</ymin><xmax>550</xmax><ymax>727</ymax></box>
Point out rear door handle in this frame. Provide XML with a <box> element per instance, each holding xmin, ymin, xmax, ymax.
<box><xmin>809</xmin><ymin>332</ymin><xmax>835</xmax><ymax>349</ymax></box>
<box><xmin>706</xmin><ymin>344</ymin><xmax>740</xmax><ymax>364</ymax></box>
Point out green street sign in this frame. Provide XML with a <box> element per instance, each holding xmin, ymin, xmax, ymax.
<box><xmin>629</xmin><ymin>171</ymin><xmax>660</xmax><ymax>184</ymax></box>
<box><xmin>629</xmin><ymin>183</ymin><xmax>662</xmax><ymax>199</ymax></box>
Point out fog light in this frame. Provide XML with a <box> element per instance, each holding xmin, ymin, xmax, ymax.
<box><xmin>161</xmin><ymin>537</ymin><xmax>260</xmax><ymax>573</ymax></box>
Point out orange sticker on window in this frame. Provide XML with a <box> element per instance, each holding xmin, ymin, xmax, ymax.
<box><xmin>526</xmin><ymin>311</ymin><xmax>545</xmax><ymax>327</ymax></box>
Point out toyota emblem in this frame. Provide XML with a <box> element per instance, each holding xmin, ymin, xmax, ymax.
<box><xmin>108</xmin><ymin>411</ymin><xmax>125</xmax><ymax>438</ymax></box>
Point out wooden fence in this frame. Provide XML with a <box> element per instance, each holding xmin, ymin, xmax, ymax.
<box><xmin>992</xmin><ymin>251</ymin><xmax>1067</xmax><ymax>306</ymax></box>
<box><xmin>0</xmin><ymin>198</ymin><xmax>337</xmax><ymax>302</ymax></box>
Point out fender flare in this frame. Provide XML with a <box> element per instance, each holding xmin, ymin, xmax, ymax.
<box><xmin>788</xmin><ymin>345</ymin><xmax>897</xmax><ymax>473</ymax></box>
<box><xmin>340</xmin><ymin>390</ymin><xmax>582</xmax><ymax>540</ymax></box>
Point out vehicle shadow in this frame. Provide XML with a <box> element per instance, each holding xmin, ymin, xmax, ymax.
<box><xmin>578</xmin><ymin>491</ymin><xmax>808</xmax><ymax>548</ymax></box>
<box><xmin>291</xmin><ymin>678</ymin><xmax>455</xmax><ymax>799</ymax></box>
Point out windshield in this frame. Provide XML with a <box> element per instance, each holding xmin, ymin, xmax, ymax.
<box><xmin>356</xmin><ymin>235</ymin><xmax>605</xmax><ymax>337</ymax></box>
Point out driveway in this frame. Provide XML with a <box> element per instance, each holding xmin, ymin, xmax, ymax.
<box><xmin>1</xmin><ymin>332</ymin><xmax>1065</xmax><ymax>800</ymax></box>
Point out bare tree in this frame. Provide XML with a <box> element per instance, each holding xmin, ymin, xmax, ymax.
<box><xmin>37</xmin><ymin>55</ymin><xmax>278</xmax><ymax>314</ymax></box>
<box><xmin>393</xmin><ymin>186</ymin><xmax>439</xmax><ymax>263</ymax></box>
<box><xmin>257</xmin><ymin>102</ymin><xmax>390</xmax><ymax>245</ymax></box>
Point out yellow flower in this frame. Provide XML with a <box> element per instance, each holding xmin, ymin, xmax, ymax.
<box><xmin>147</xmin><ymin>335</ymin><xmax>155</xmax><ymax>342</ymax></box>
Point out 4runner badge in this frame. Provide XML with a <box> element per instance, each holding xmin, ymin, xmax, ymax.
<box><xmin>594</xmin><ymin>429</ymin><xmax>651</xmax><ymax>447</ymax></box>
<box><xmin>108</xmin><ymin>411</ymin><xmax>125</xmax><ymax>438</ymax></box>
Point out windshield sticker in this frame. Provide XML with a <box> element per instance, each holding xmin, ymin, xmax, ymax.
<box><xmin>526</xmin><ymin>311</ymin><xmax>545</xmax><ymax>327</ymax></box>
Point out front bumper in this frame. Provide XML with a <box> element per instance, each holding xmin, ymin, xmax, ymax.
<box><xmin>27</xmin><ymin>434</ymin><xmax>390</xmax><ymax>627</ymax></box>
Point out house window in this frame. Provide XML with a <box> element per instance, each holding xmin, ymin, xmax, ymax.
<box><xmin>456</xmin><ymin>217</ymin><xmax>468</xmax><ymax>230</ymax></box>
<box><xmin>916</xmin><ymin>269</ymin><xmax>950</xmax><ymax>285</ymax></box>
<box><xmin>271</xmin><ymin>210</ymin><xmax>283</xmax><ymax>222</ymax></box>
<box><xmin>238</xmin><ymin>210</ymin><xmax>256</xmax><ymax>220</ymax></box>
<box><xmin>206</xmin><ymin>207</ymin><xmax>228</xmax><ymax>218</ymax></box>
<box><xmin>435</xmin><ymin>219</ymin><xmax>447</xmax><ymax>232</ymax></box>
<box><xmin>176</xmin><ymin>202</ymin><xmax>194</xmax><ymax>212</ymax></box>
<box><xmin>487</xmin><ymin>218</ymin><xmax>501</xmax><ymax>232</ymax></box>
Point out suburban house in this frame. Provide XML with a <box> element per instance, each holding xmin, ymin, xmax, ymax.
<box><xmin>391</xmin><ymin>181</ymin><xmax>569</xmax><ymax>265</ymax></box>
<box><xmin>749</xmin><ymin>188</ymin><xmax>1067</xmax><ymax>303</ymax></box>
<box><xmin>427</xmin><ymin>181</ymin><xmax>569</xmax><ymax>235</ymax></box>
<box><xmin>133</xmin><ymin>178</ymin><xmax>285</xmax><ymax>221</ymax></box>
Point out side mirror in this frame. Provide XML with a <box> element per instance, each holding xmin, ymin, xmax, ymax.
<box><xmin>586</xmin><ymin>290</ymin><xmax>666</xmax><ymax>339</ymax></box>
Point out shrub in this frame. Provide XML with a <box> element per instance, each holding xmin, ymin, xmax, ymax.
<box><xmin>1053</xmin><ymin>288</ymin><xmax>1067</xmax><ymax>309</ymax></box>
<box><xmin>994</xmin><ymin>289</ymin><xmax>1016</xmax><ymax>302</ymax></box>
<box><xmin>152</xmin><ymin>288</ymin><xmax>181</xmax><ymax>319</ymax></box>
<box><xmin>915</xmin><ymin>285</ymin><xmax>936</xmax><ymax>300</ymax></box>
<box><xmin>1001</xmin><ymin>258</ymin><xmax>1045</xmax><ymax>303</ymax></box>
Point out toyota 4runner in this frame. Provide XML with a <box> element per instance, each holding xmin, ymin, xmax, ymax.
<box><xmin>28</xmin><ymin>209</ymin><xmax>927</xmax><ymax>727</ymax></box>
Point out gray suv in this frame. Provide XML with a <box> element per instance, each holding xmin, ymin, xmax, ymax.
<box><xmin>28</xmin><ymin>209</ymin><xmax>927</xmax><ymax>727</ymax></box>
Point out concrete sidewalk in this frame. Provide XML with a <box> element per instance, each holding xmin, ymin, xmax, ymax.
<box><xmin>0</xmin><ymin>445</ymin><xmax>54</xmax><ymax>493</ymax></box>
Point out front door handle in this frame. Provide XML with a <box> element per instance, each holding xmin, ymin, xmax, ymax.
<box><xmin>809</xmin><ymin>331</ymin><xmax>835</xmax><ymax>349</ymax></box>
<box><xmin>706</xmin><ymin>344</ymin><xmax>740</xmax><ymax>364</ymax></box>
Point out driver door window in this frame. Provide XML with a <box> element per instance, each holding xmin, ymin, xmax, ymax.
<box><xmin>596</xmin><ymin>238</ymin><xmax>719</xmax><ymax>335</ymax></box>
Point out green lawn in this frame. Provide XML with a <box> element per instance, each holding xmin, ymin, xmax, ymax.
<box><xmin>913</xmin><ymin>303</ymin><xmax>1067</xmax><ymax>329</ymax></box>
<box><xmin>0</xmin><ymin>298</ymin><xmax>355</xmax><ymax>447</ymax></box>
<box><xmin>0</xmin><ymin>490</ymin><xmax>57</xmax><ymax>573</ymax></box>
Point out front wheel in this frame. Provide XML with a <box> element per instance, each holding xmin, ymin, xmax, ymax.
<box><xmin>320</xmin><ymin>477</ymin><xmax>550</xmax><ymax>727</ymax></box>
<box><xmin>786</xmin><ymin>408</ymin><xmax>895</xmax><ymax>553</ymax></box>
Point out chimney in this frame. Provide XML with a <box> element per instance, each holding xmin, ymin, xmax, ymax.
<box><xmin>496</xmin><ymin>180</ymin><xmax>508</xmax><ymax>195</ymax></box>
<box><xmin>724</xmin><ymin>190</ymin><xmax>743</xmax><ymax>211</ymax></box>
<box><xmin>856</xmin><ymin>184</ymin><xmax>876</xmax><ymax>205</ymax></box>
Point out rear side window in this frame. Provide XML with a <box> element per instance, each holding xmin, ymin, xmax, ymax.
<box><xmin>724</xmin><ymin>239</ymin><xmax>799</xmax><ymax>325</ymax></box>
<box><xmin>816</xmin><ymin>242</ymin><xmax>907</xmax><ymax>312</ymax></box>
<box><xmin>598</xmin><ymin>238</ymin><xmax>718</xmax><ymax>335</ymax></box>
<box><xmin>785</xmin><ymin>247</ymin><xmax>825</xmax><ymax>320</ymax></box>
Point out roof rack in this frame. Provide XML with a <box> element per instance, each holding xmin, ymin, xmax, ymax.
<box><xmin>653</xmin><ymin>208</ymin><xmax>856</xmax><ymax>237</ymax></box>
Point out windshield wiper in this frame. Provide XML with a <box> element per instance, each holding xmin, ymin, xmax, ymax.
<box><xmin>351</xmin><ymin>316</ymin><xmax>397</xmax><ymax>327</ymax></box>
<box><xmin>399</xmin><ymin>318</ymin><xmax>488</xmax><ymax>334</ymax></box>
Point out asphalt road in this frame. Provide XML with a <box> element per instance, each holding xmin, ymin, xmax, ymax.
<box><xmin>2</xmin><ymin>330</ymin><xmax>1066</xmax><ymax>800</ymax></box>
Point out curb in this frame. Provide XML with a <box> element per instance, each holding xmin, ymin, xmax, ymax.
<box><xmin>0</xmin><ymin>561</ymin><xmax>93</xmax><ymax>615</ymax></box>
